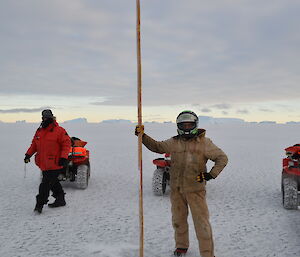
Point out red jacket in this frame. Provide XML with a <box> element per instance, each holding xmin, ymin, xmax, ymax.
<box><xmin>26</xmin><ymin>121</ymin><xmax>71</xmax><ymax>171</ymax></box>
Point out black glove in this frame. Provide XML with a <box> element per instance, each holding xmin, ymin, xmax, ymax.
<box><xmin>58</xmin><ymin>158</ymin><xmax>69</xmax><ymax>167</ymax></box>
<box><xmin>24</xmin><ymin>154</ymin><xmax>31</xmax><ymax>163</ymax></box>
<box><xmin>135</xmin><ymin>125</ymin><xmax>144</xmax><ymax>136</ymax></box>
<box><xmin>196</xmin><ymin>172</ymin><xmax>214</xmax><ymax>183</ymax></box>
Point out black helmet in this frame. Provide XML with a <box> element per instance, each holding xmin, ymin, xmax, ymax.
<box><xmin>41</xmin><ymin>109</ymin><xmax>54</xmax><ymax>128</ymax></box>
<box><xmin>42</xmin><ymin>109</ymin><xmax>54</xmax><ymax>118</ymax></box>
<box><xmin>176</xmin><ymin>110</ymin><xmax>199</xmax><ymax>136</ymax></box>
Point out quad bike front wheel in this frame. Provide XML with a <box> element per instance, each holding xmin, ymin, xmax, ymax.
<box><xmin>76</xmin><ymin>164</ymin><xmax>89</xmax><ymax>189</ymax></box>
<box><xmin>282</xmin><ymin>175</ymin><xmax>298</xmax><ymax>210</ymax></box>
<box><xmin>152</xmin><ymin>168</ymin><xmax>168</xmax><ymax>196</ymax></box>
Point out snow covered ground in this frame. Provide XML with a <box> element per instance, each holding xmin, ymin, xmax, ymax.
<box><xmin>0</xmin><ymin>122</ymin><xmax>299</xmax><ymax>257</ymax></box>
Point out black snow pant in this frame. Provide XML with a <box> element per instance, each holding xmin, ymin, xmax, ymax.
<box><xmin>36</xmin><ymin>169</ymin><xmax>65</xmax><ymax>205</ymax></box>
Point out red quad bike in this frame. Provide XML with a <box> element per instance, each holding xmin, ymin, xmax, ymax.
<box><xmin>282</xmin><ymin>144</ymin><xmax>300</xmax><ymax>209</ymax></box>
<box><xmin>152</xmin><ymin>153</ymin><xmax>171</xmax><ymax>195</ymax></box>
<box><xmin>54</xmin><ymin>137</ymin><xmax>91</xmax><ymax>189</ymax></box>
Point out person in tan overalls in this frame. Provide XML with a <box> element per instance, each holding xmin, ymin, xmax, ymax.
<box><xmin>135</xmin><ymin>110</ymin><xmax>228</xmax><ymax>257</ymax></box>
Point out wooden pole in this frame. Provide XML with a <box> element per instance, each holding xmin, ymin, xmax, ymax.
<box><xmin>136</xmin><ymin>1</ymin><xmax>144</xmax><ymax>257</ymax></box>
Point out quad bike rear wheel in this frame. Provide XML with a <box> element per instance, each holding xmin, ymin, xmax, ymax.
<box><xmin>152</xmin><ymin>168</ymin><xmax>168</xmax><ymax>196</ymax></box>
<box><xmin>282</xmin><ymin>175</ymin><xmax>298</xmax><ymax>210</ymax></box>
<box><xmin>76</xmin><ymin>164</ymin><xmax>89</xmax><ymax>189</ymax></box>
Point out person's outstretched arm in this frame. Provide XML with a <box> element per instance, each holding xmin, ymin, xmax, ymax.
<box><xmin>135</xmin><ymin>125</ymin><xmax>172</xmax><ymax>154</ymax></box>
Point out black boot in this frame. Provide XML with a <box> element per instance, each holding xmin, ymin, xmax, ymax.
<box><xmin>174</xmin><ymin>248</ymin><xmax>188</xmax><ymax>256</ymax></box>
<box><xmin>34</xmin><ymin>203</ymin><xmax>43</xmax><ymax>214</ymax></box>
<box><xmin>48</xmin><ymin>193</ymin><xmax>66</xmax><ymax>208</ymax></box>
<box><xmin>34</xmin><ymin>195</ymin><xmax>48</xmax><ymax>214</ymax></box>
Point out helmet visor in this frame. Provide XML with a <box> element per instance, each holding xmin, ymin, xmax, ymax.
<box><xmin>177</xmin><ymin>122</ymin><xmax>197</xmax><ymax>132</ymax></box>
<box><xmin>176</xmin><ymin>113</ymin><xmax>198</xmax><ymax>123</ymax></box>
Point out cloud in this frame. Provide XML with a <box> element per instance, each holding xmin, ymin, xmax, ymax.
<box><xmin>237</xmin><ymin>109</ymin><xmax>249</xmax><ymax>114</ymax></box>
<box><xmin>200</xmin><ymin>108</ymin><xmax>211</xmax><ymax>113</ymax></box>
<box><xmin>90</xmin><ymin>102</ymin><xmax>103</xmax><ymax>106</ymax></box>
<box><xmin>90</xmin><ymin>100</ymin><xmax>109</xmax><ymax>105</ymax></box>
<box><xmin>0</xmin><ymin>107</ymin><xmax>52</xmax><ymax>114</ymax></box>
<box><xmin>0</xmin><ymin>0</ymin><xmax>300</xmax><ymax>109</ymax></box>
<box><xmin>259</xmin><ymin>108</ymin><xmax>274</xmax><ymax>112</ymax></box>
<box><xmin>211</xmin><ymin>103</ymin><xmax>231</xmax><ymax>110</ymax></box>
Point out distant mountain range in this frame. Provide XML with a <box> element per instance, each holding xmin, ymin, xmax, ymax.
<box><xmin>100</xmin><ymin>119</ymin><xmax>132</xmax><ymax>124</ymax></box>
<box><xmin>1</xmin><ymin>116</ymin><xmax>300</xmax><ymax>125</ymax></box>
<box><xmin>97</xmin><ymin>117</ymin><xmax>300</xmax><ymax>125</ymax></box>
<box><xmin>63</xmin><ymin>118</ymin><xmax>88</xmax><ymax>124</ymax></box>
<box><xmin>198</xmin><ymin>116</ymin><xmax>245</xmax><ymax>124</ymax></box>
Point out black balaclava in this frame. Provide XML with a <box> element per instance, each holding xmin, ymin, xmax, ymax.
<box><xmin>41</xmin><ymin>118</ymin><xmax>54</xmax><ymax>128</ymax></box>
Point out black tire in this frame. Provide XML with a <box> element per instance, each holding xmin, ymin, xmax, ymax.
<box><xmin>152</xmin><ymin>168</ymin><xmax>167</xmax><ymax>196</ymax></box>
<box><xmin>76</xmin><ymin>164</ymin><xmax>89</xmax><ymax>189</ymax></box>
<box><xmin>282</xmin><ymin>176</ymin><xmax>298</xmax><ymax>210</ymax></box>
<box><xmin>87</xmin><ymin>161</ymin><xmax>91</xmax><ymax>178</ymax></box>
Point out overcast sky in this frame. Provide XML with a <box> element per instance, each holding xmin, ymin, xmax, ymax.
<box><xmin>0</xmin><ymin>0</ymin><xmax>300</xmax><ymax>123</ymax></box>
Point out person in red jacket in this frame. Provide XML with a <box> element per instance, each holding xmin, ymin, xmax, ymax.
<box><xmin>24</xmin><ymin>109</ymin><xmax>71</xmax><ymax>214</ymax></box>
